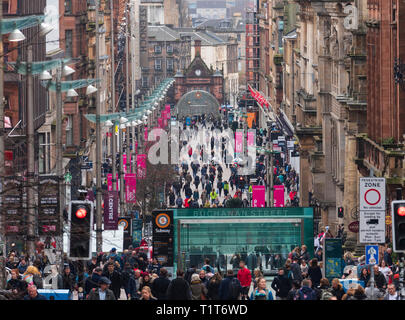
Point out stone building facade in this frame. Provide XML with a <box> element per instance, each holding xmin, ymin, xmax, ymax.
<box><xmin>174</xmin><ymin>40</ymin><xmax>224</xmax><ymax>105</ymax></box>
<box><xmin>356</xmin><ymin>0</ymin><xmax>405</xmax><ymax>244</ymax></box>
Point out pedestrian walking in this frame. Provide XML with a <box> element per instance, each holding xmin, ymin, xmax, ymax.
<box><xmin>237</xmin><ymin>261</ymin><xmax>252</xmax><ymax>300</ymax></box>
<box><xmin>87</xmin><ymin>277</ymin><xmax>116</xmax><ymax>300</ymax></box>
<box><xmin>166</xmin><ymin>270</ymin><xmax>192</xmax><ymax>300</ymax></box>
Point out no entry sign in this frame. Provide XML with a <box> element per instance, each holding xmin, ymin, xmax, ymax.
<box><xmin>359</xmin><ymin>178</ymin><xmax>386</xmax><ymax>211</ymax></box>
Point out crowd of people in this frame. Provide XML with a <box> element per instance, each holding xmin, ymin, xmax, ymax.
<box><xmin>2</xmin><ymin>240</ymin><xmax>403</xmax><ymax>300</ymax></box>
<box><xmin>165</xmin><ymin>114</ymin><xmax>300</xmax><ymax>209</ymax></box>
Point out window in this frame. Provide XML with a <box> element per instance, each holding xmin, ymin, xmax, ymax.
<box><xmin>39</xmin><ymin>132</ymin><xmax>51</xmax><ymax>174</ymax></box>
<box><xmin>142</xmin><ymin>76</ymin><xmax>148</xmax><ymax>88</ymax></box>
<box><xmin>65</xmin><ymin>0</ymin><xmax>72</xmax><ymax>14</ymax></box>
<box><xmin>155</xmin><ymin>59</ymin><xmax>162</xmax><ymax>70</ymax></box>
<box><xmin>167</xmin><ymin>45</ymin><xmax>173</xmax><ymax>53</ymax></box>
<box><xmin>154</xmin><ymin>45</ymin><xmax>162</xmax><ymax>54</ymax></box>
<box><xmin>66</xmin><ymin>115</ymin><xmax>73</xmax><ymax>146</ymax></box>
<box><xmin>167</xmin><ymin>59</ymin><xmax>174</xmax><ymax>71</ymax></box>
<box><xmin>65</xmin><ymin>30</ymin><xmax>73</xmax><ymax>58</ymax></box>
<box><xmin>2</xmin><ymin>1</ymin><xmax>9</xmax><ymax>13</ymax></box>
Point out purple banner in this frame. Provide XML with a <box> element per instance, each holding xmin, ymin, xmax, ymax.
<box><xmin>252</xmin><ymin>185</ymin><xmax>266</xmax><ymax>208</ymax></box>
<box><xmin>273</xmin><ymin>185</ymin><xmax>285</xmax><ymax>207</ymax></box>
<box><xmin>104</xmin><ymin>191</ymin><xmax>119</xmax><ymax>230</ymax></box>
<box><xmin>125</xmin><ymin>173</ymin><xmax>137</xmax><ymax>203</ymax></box>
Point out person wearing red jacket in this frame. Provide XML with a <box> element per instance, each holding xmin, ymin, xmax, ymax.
<box><xmin>237</xmin><ymin>261</ymin><xmax>252</xmax><ymax>300</ymax></box>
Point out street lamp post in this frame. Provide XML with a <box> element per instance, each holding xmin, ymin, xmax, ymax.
<box><xmin>26</xmin><ymin>45</ymin><xmax>36</xmax><ymax>259</ymax></box>
<box><xmin>95</xmin><ymin>0</ymin><xmax>103</xmax><ymax>253</ymax></box>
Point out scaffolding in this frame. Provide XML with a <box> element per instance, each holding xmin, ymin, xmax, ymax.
<box><xmin>245</xmin><ymin>0</ymin><xmax>260</xmax><ymax>91</ymax></box>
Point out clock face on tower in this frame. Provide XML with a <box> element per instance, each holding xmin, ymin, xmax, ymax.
<box><xmin>195</xmin><ymin>69</ymin><xmax>201</xmax><ymax>76</ymax></box>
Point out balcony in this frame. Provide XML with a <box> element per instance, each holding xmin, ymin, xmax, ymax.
<box><xmin>356</xmin><ymin>134</ymin><xmax>405</xmax><ymax>184</ymax></box>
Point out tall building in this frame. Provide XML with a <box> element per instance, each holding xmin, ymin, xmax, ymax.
<box><xmin>2</xmin><ymin>0</ymin><xmax>47</xmax><ymax>174</ymax></box>
<box><xmin>356</xmin><ymin>0</ymin><xmax>405</xmax><ymax>244</ymax></box>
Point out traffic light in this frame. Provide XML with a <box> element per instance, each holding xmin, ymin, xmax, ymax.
<box><xmin>68</xmin><ymin>201</ymin><xmax>93</xmax><ymax>259</ymax></box>
<box><xmin>338</xmin><ymin>207</ymin><xmax>344</xmax><ymax>218</ymax></box>
<box><xmin>391</xmin><ymin>200</ymin><xmax>405</xmax><ymax>252</ymax></box>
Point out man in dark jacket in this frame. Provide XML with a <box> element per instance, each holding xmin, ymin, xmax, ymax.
<box><xmin>383</xmin><ymin>248</ymin><xmax>393</xmax><ymax>267</ymax></box>
<box><xmin>23</xmin><ymin>285</ymin><xmax>47</xmax><ymax>300</ymax></box>
<box><xmin>102</xmin><ymin>262</ymin><xmax>122</xmax><ymax>300</ymax></box>
<box><xmin>152</xmin><ymin>268</ymin><xmax>171</xmax><ymax>300</ymax></box>
<box><xmin>290</xmin><ymin>257</ymin><xmax>303</xmax><ymax>283</ymax></box>
<box><xmin>373</xmin><ymin>265</ymin><xmax>387</xmax><ymax>290</ymax></box>
<box><xmin>87</xmin><ymin>277</ymin><xmax>116</xmax><ymax>300</ymax></box>
<box><xmin>271</xmin><ymin>268</ymin><xmax>292</xmax><ymax>300</ymax></box>
<box><xmin>84</xmin><ymin>267</ymin><xmax>103</xmax><ymax>297</ymax></box>
<box><xmin>61</xmin><ymin>266</ymin><xmax>77</xmax><ymax>292</ymax></box>
<box><xmin>219</xmin><ymin>269</ymin><xmax>242</xmax><ymax>300</ymax></box>
<box><xmin>166</xmin><ymin>269</ymin><xmax>192</xmax><ymax>300</ymax></box>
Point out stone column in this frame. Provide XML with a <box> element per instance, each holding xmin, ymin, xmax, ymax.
<box><xmin>342</xmin><ymin>134</ymin><xmax>359</xmax><ymax>250</ymax></box>
<box><xmin>299</xmin><ymin>148</ymin><xmax>310</xmax><ymax>207</ymax></box>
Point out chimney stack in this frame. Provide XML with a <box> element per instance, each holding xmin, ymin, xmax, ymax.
<box><xmin>194</xmin><ymin>39</ymin><xmax>201</xmax><ymax>57</ymax></box>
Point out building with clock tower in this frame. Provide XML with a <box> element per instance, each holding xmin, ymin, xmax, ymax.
<box><xmin>174</xmin><ymin>40</ymin><xmax>224</xmax><ymax>106</ymax></box>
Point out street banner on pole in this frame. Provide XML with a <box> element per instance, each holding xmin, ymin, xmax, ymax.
<box><xmin>252</xmin><ymin>185</ymin><xmax>266</xmax><ymax>207</ymax></box>
<box><xmin>103</xmin><ymin>191</ymin><xmax>119</xmax><ymax>230</ymax></box>
<box><xmin>125</xmin><ymin>173</ymin><xmax>137</xmax><ymax>203</ymax></box>
<box><xmin>235</xmin><ymin>130</ymin><xmax>243</xmax><ymax>153</ymax></box>
<box><xmin>273</xmin><ymin>185</ymin><xmax>285</xmax><ymax>207</ymax></box>
<box><xmin>158</xmin><ymin>117</ymin><xmax>163</xmax><ymax>128</ymax></box>
<box><xmin>123</xmin><ymin>154</ymin><xmax>131</xmax><ymax>174</ymax></box>
<box><xmin>137</xmin><ymin>154</ymin><xmax>147</xmax><ymax>179</ymax></box>
<box><xmin>247</xmin><ymin>130</ymin><xmax>255</xmax><ymax>147</ymax></box>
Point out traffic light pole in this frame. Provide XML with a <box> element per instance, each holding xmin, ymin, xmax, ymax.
<box><xmin>95</xmin><ymin>0</ymin><xmax>103</xmax><ymax>252</ymax></box>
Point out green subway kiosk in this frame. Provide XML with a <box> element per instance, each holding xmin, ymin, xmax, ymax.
<box><xmin>152</xmin><ymin>207</ymin><xmax>314</xmax><ymax>275</ymax></box>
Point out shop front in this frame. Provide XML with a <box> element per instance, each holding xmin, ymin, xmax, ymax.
<box><xmin>173</xmin><ymin>207</ymin><xmax>314</xmax><ymax>275</ymax></box>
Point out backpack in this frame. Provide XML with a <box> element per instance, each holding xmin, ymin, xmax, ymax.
<box><xmin>295</xmin><ymin>288</ymin><xmax>315</xmax><ymax>300</ymax></box>
<box><xmin>228</xmin><ymin>278</ymin><xmax>240</xmax><ymax>300</ymax></box>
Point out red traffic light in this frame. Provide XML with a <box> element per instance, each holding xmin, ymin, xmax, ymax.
<box><xmin>397</xmin><ymin>206</ymin><xmax>405</xmax><ymax>217</ymax></box>
<box><xmin>75</xmin><ymin>207</ymin><xmax>87</xmax><ymax>219</ymax></box>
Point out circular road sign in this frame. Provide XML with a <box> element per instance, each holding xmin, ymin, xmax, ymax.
<box><xmin>364</xmin><ymin>188</ymin><xmax>381</xmax><ymax>206</ymax></box>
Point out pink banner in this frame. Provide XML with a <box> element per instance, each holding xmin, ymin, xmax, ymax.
<box><xmin>165</xmin><ymin>104</ymin><xmax>170</xmax><ymax>114</ymax></box>
<box><xmin>158</xmin><ymin>117</ymin><xmax>163</xmax><ymax>128</ymax></box>
<box><xmin>123</xmin><ymin>154</ymin><xmax>131</xmax><ymax>174</ymax></box>
<box><xmin>125</xmin><ymin>173</ymin><xmax>137</xmax><ymax>203</ymax></box>
<box><xmin>107</xmin><ymin>173</ymin><xmax>119</xmax><ymax>191</ymax></box>
<box><xmin>165</xmin><ymin>108</ymin><xmax>171</xmax><ymax>119</ymax></box>
<box><xmin>137</xmin><ymin>154</ymin><xmax>147</xmax><ymax>179</ymax></box>
<box><xmin>247</xmin><ymin>130</ymin><xmax>255</xmax><ymax>147</ymax></box>
<box><xmin>144</xmin><ymin>126</ymin><xmax>148</xmax><ymax>141</ymax></box>
<box><xmin>162</xmin><ymin>116</ymin><xmax>168</xmax><ymax>128</ymax></box>
<box><xmin>235</xmin><ymin>131</ymin><xmax>243</xmax><ymax>153</ymax></box>
<box><xmin>273</xmin><ymin>185</ymin><xmax>285</xmax><ymax>207</ymax></box>
<box><xmin>252</xmin><ymin>185</ymin><xmax>266</xmax><ymax>208</ymax></box>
